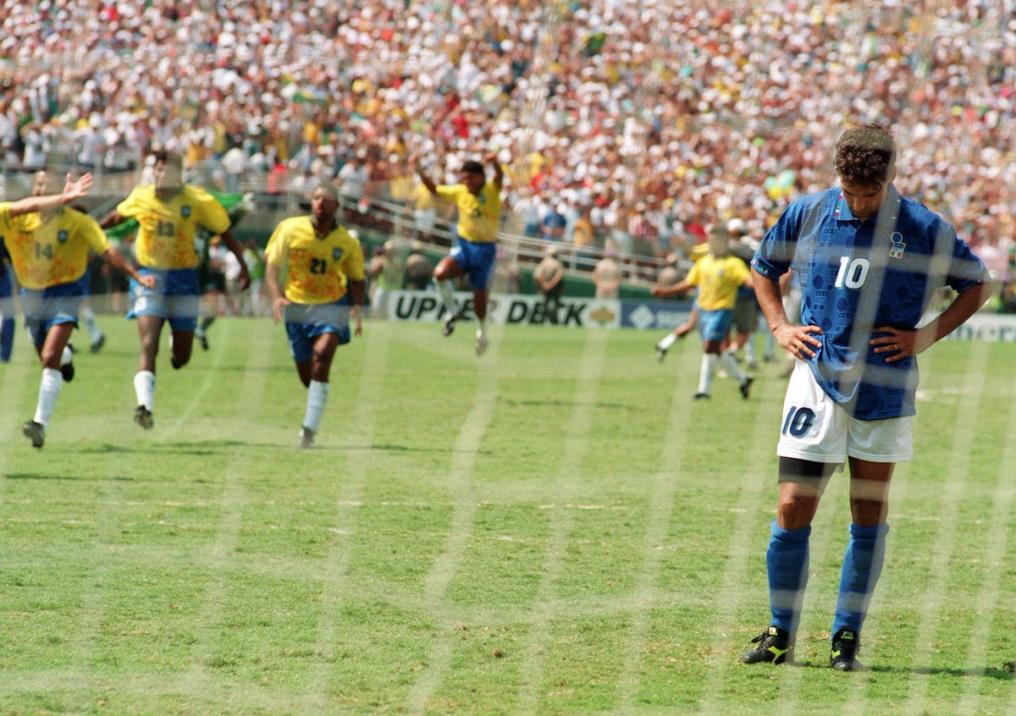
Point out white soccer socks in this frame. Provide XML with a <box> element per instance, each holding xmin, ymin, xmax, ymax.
<box><xmin>720</xmin><ymin>350</ymin><xmax>748</xmax><ymax>384</ymax></box>
<box><xmin>33</xmin><ymin>368</ymin><xmax>64</xmax><ymax>426</ymax></box>
<box><xmin>81</xmin><ymin>305</ymin><xmax>102</xmax><ymax>343</ymax></box>
<box><xmin>658</xmin><ymin>332</ymin><xmax>677</xmax><ymax>351</ymax></box>
<box><xmin>698</xmin><ymin>353</ymin><xmax>718</xmax><ymax>396</ymax></box>
<box><xmin>438</xmin><ymin>280</ymin><xmax>456</xmax><ymax>318</ymax></box>
<box><xmin>303</xmin><ymin>380</ymin><xmax>331</xmax><ymax>433</ymax></box>
<box><xmin>133</xmin><ymin>371</ymin><xmax>156</xmax><ymax>411</ymax></box>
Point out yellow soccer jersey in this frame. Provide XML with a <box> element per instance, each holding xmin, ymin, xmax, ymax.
<box><xmin>116</xmin><ymin>184</ymin><xmax>230</xmax><ymax>269</ymax></box>
<box><xmin>686</xmin><ymin>254</ymin><xmax>749</xmax><ymax>311</ymax></box>
<box><xmin>0</xmin><ymin>204</ymin><xmax>108</xmax><ymax>289</ymax></box>
<box><xmin>265</xmin><ymin>216</ymin><xmax>365</xmax><ymax>305</ymax></box>
<box><xmin>435</xmin><ymin>182</ymin><xmax>501</xmax><ymax>243</ymax></box>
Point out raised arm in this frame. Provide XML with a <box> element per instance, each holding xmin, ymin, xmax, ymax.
<box><xmin>7</xmin><ymin>174</ymin><xmax>93</xmax><ymax>218</ymax></box>
<box><xmin>485</xmin><ymin>152</ymin><xmax>504</xmax><ymax>190</ymax></box>
<box><xmin>412</xmin><ymin>156</ymin><xmax>438</xmax><ymax>196</ymax></box>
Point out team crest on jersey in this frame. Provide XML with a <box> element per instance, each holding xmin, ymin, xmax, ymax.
<box><xmin>332</xmin><ymin>248</ymin><xmax>343</xmax><ymax>260</ymax></box>
<box><xmin>181</xmin><ymin>205</ymin><xmax>192</xmax><ymax>218</ymax></box>
<box><xmin>57</xmin><ymin>230</ymin><xmax>68</xmax><ymax>243</ymax></box>
<box><xmin>889</xmin><ymin>232</ymin><xmax>906</xmax><ymax>259</ymax></box>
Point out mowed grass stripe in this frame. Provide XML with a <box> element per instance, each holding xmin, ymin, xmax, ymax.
<box><xmin>614</xmin><ymin>334</ymin><xmax>700</xmax><ymax>711</ymax></box>
<box><xmin>306</xmin><ymin>322</ymin><xmax>392</xmax><ymax>706</ymax></box>
<box><xmin>902</xmin><ymin>341</ymin><xmax>990</xmax><ymax>716</ymax></box>
<box><xmin>514</xmin><ymin>329</ymin><xmax>608</xmax><ymax>714</ymax></box>
<box><xmin>955</xmin><ymin>369</ymin><xmax>1016</xmax><ymax>715</ymax></box>
<box><xmin>404</xmin><ymin>328</ymin><xmax>502</xmax><ymax>714</ymax></box>
<box><xmin>176</xmin><ymin>325</ymin><xmax>266</xmax><ymax>696</ymax></box>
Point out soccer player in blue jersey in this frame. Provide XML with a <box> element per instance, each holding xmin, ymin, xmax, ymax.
<box><xmin>741</xmin><ymin>125</ymin><xmax>992</xmax><ymax>671</ymax></box>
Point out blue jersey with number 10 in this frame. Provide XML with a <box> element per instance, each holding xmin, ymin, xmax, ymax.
<box><xmin>752</xmin><ymin>187</ymin><xmax>987</xmax><ymax>420</ymax></box>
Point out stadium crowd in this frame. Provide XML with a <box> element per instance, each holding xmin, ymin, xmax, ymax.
<box><xmin>1</xmin><ymin>0</ymin><xmax>1013</xmax><ymax>297</ymax></box>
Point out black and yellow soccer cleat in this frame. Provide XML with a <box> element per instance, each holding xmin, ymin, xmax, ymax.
<box><xmin>830</xmin><ymin>628</ymin><xmax>863</xmax><ymax>671</ymax></box>
<box><xmin>741</xmin><ymin>626</ymin><xmax>793</xmax><ymax>665</ymax></box>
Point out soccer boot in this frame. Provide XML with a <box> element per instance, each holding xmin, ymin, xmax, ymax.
<box><xmin>441</xmin><ymin>312</ymin><xmax>458</xmax><ymax>337</ymax></box>
<box><xmin>694</xmin><ymin>392</ymin><xmax>710</xmax><ymax>400</ymax></box>
<box><xmin>196</xmin><ymin>330</ymin><xmax>209</xmax><ymax>351</ymax></box>
<box><xmin>60</xmin><ymin>343</ymin><xmax>75</xmax><ymax>382</ymax></box>
<box><xmin>299</xmin><ymin>426</ymin><xmax>315</xmax><ymax>449</ymax></box>
<box><xmin>134</xmin><ymin>405</ymin><xmax>154</xmax><ymax>430</ymax></box>
<box><xmin>741</xmin><ymin>626</ymin><xmax>793</xmax><ymax>665</ymax></box>
<box><xmin>90</xmin><ymin>334</ymin><xmax>106</xmax><ymax>353</ymax></box>
<box><xmin>830</xmin><ymin>628</ymin><xmax>863</xmax><ymax>671</ymax></box>
<box><xmin>475</xmin><ymin>335</ymin><xmax>489</xmax><ymax>357</ymax></box>
<box><xmin>655</xmin><ymin>344</ymin><xmax>668</xmax><ymax>363</ymax></box>
<box><xmin>21</xmin><ymin>420</ymin><xmax>45</xmax><ymax>449</ymax></box>
<box><xmin>739</xmin><ymin>376</ymin><xmax>754</xmax><ymax>399</ymax></box>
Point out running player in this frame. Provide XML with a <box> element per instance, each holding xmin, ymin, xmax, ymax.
<box><xmin>653</xmin><ymin>226</ymin><xmax>754</xmax><ymax>399</ymax></box>
<box><xmin>1</xmin><ymin>170</ymin><xmax>152</xmax><ymax>448</ymax></box>
<box><xmin>98</xmin><ymin>151</ymin><xmax>250</xmax><ymax>430</ymax></box>
<box><xmin>265</xmin><ymin>183</ymin><xmax>365</xmax><ymax>448</ymax></box>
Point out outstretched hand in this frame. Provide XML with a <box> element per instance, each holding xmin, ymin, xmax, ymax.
<box><xmin>62</xmin><ymin>173</ymin><xmax>93</xmax><ymax>202</ymax></box>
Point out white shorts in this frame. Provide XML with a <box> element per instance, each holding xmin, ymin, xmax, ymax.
<box><xmin>777</xmin><ymin>361</ymin><xmax>913</xmax><ymax>464</ymax></box>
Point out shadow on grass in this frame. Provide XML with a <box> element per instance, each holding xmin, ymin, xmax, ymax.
<box><xmin>4</xmin><ymin>472</ymin><xmax>135</xmax><ymax>482</ymax></box>
<box><xmin>498</xmin><ymin>397</ymin><xmax>639</xmax><ymax>411</ymax></box>
<box><xmin>73</xmin><ymin>439</ymin><xmax>490</xmax><ymax>456</ymax></box>
<box><xmin>81</xmin><ymin>440</ymin><xmax>248</xmax><ymax>456</ymax></box>
<box><xmin>791</xmin><ymin>660</ymin><xmax>1014</xmax><ymax>680</ymax></box>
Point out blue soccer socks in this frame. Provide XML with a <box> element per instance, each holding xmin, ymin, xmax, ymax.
<box><xmin>767</xmin><ymin>521</ymin><xmax>811</xmax><ymax>636</ymax></box>
<box><xmin>832</xmin><ymin>522</ymin><xmax>889</xmax><ymax>638</ymax></box>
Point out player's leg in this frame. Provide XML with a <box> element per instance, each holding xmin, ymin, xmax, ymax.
<box><xmin>656</xmin><ymin>306</ymin><xmax>695</xmax><ymax>362</ymax></box>
<box><xmin>434</xmin><ymin>254</ymin><xmax>465</xmax><ymax>335</ymax></box>
<box><xmin>133</xmin><ymin>314</ymin><xmax>164</xmax><ymax>429</ymax></box>
<box><xmin>743</xmin><ymin>364</ymin><xmax>845</xmax><ymax>665</ymax></box>
<box><xmin>81</xmin><ymin>303</ymin><xmax>105</xmax><ymax>353</ymax></box>
<box><xmin>170</xmin><ymin>329</ymin><xmax>195</xmax><ymax>369</ymax></box>
<box><xmin>828</xmin><ymin>457</ymin><xmax>895</xmax><ymax>671</ymax></box>
<box><xmin>468</xmin><ymin>242</ymin><xmax>496</xmax><ymax>355</ymax></box>
<box><xmin>299</xmin><ymin>332</ymin><xmax>341</xmax><ymax>448</ymax></box>
<box><xmin>741</xmin><ymin>458</ymin><xmax>836</xmax><ymax>665</ymax></box>
<box><xmin>22</xmin><ymin>321</ymin><xmax>75</xmax><ymax>448</ymax></box>
<box><xmin>1</xmin><ymin>270</ymin><xmax>16</xmax><ymax>362</ymax></box>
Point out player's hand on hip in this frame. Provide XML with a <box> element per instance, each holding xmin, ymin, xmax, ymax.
<box><xmin>774</xmin><ymin>323</ymin><xmax>823</xmax><ymax>359</ymax></box>
<box><xmin>871</xmin><ymin>326</ymin><xmax>932</xmax><ymax>362</ymax></box>
<box><xmin>272</xmin><ymin>297</ymin><xmax>290</xmax><ymax>323</ymax></box>
<box><xmin>137</xmin><ymin>274</ymin><xmax>157</xmax><ymax>289</ymax></box>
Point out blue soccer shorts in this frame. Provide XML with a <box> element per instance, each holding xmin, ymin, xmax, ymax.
<box><xmin>21</xmin><ymin>274</ymin><xmax>88</xmax><ymax>348</ymax></box>
<box><xmin>698</xmin><ymin>308</ymin><xmax>734</xmax><ymax>342</ymax></box>
<box><xmin>284</xmin><ymin>296</ymin><xmax>351</xmax><ymax>364</ymax></box>
<box><xmin>128</xmin><ymin>267</ymin><xmax>201</xmax><ymax>332</ymax></box>
<box><xmin>449</xmin><ymin>235</ymin><xmax>497</xmax><ymax>290</ymax></box>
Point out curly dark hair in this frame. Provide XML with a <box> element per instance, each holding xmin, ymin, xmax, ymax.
<box><xmin>834</xmin><ymin>125</ymin><xmax>896</xmax><ymax>186</ymax></box>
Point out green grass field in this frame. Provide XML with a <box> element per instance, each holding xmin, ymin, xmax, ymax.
<box><xmin>1</xmin><ymin>318</ymin><xmax>1014</xmax><ymax>714</ymax></box>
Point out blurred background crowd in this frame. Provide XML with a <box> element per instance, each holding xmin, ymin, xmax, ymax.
<box><xmin>1</xmin><ymin>0</ymin><xmax>1014</xmax><ymax>306</ymax></box>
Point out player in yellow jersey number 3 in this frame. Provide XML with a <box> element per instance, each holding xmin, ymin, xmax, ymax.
<box><xmin>265</xmin><ymin>184</ymin><xmax>366</xmax><ymax>448</ymax></box>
